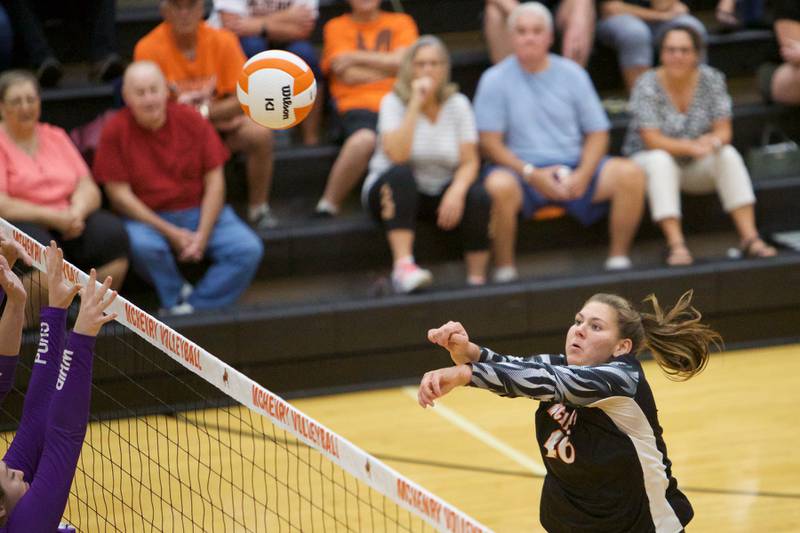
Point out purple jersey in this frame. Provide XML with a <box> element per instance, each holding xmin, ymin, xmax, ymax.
<box><xmin>1</xmin><ymin>308</ymin><xmax>95</xmax><ymax>533</ymax></box>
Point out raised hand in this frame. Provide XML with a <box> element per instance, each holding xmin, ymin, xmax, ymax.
<box><xmin>417</xmin><ymin>365</ymin><xmax>472</xmax><ymax>408</ymax></box>
<box><xmin>73</xmin><ymin>269</ymin><xmax>117</xmax><ymax>337</ymax></box>
<box><xmin>0</xmin><ymin>255</ymin><xmax>25</xmax><ymax>305</ymax></box>
<box><xmin>44</xmin><ymin>241</ymin><xmax>81</xmax><ymax>309</ymax></box>
<box><xmin>427</xmin><ymin>321</ymin><xmax>480</xmax><ymax>364</ymax></box>
<box><xmin>0</xmin><ymin>235</ymin><xmax>32</xmax><ymax>269</ymax></box>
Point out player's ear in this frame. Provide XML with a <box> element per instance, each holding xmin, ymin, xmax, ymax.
<box><xmin>613</xmin><ymin>338</ymin><xmax>633</xmax><ymax>357</ymax></box>
<box><xmin>0</xmin><ymin>502</ymin><xmax>7</xmax><ymax>523</ymax></box>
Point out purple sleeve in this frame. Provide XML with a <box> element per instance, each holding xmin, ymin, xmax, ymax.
<box><xmin>3</xmin><ymin>307</ymin><xmax>67</xmax><ymax>480</ymax></box>
<box><xmin>4</xmin><ymin>332</ymin><xmax>95</xmax><ymax>533</ymax></box>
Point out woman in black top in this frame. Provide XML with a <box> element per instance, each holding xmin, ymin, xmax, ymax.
<box><xmin>418</xmin><ymin>290</ymin><xmax>721</xmax><ymax>532</ymax></box>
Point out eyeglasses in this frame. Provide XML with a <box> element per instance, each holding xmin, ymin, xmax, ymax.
<box><xmin>2</xmin><ymin>95</ymin><xmax>39</xmax><ymax>109</ymax></box>
<box><xmin>662</xmin><ymin>46</ymin><xmax>695</xmax><ymax>55</ymax></box>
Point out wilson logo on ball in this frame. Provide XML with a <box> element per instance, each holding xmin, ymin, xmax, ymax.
<box><xmin>237</xmin><ymin>50</ymin><xmax>317</xmax><ymax>130</ymax></box>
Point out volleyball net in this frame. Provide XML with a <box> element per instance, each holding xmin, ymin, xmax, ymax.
<box><xmin>0</xmin><ymin>219</ymin><xmax>489</xmax><ymax>533</ymax></box>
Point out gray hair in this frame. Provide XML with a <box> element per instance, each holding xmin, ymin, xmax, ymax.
<box><xmin>393</xmin><ymin>35</ymin><xmax>458</xmax><ymax>105</ymax></box>
<box><xmin>507</xmin><ymin>2</ymin><xmax>553</xmax><ymax>33</ymax></box>
<box><xmin>0</xmin><ymin>70</ymin><xmax>39</xmax><ymax>102</ymax></box>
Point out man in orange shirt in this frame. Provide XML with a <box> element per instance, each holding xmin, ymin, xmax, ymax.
<box><xmin>135</xmin><ymin>0</ymin><xmax>278</xmax><ymax>230</ymax></box>
<box><xmin>313</xmin><ymin>0</ymin><xmax>418</xmax><ymax>217</ymax></box>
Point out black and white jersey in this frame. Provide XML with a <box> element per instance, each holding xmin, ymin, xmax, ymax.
<box><xmin>469</xmin><ymin>347</ymin><xmax>693</xmax><ymax>533</ymax></box>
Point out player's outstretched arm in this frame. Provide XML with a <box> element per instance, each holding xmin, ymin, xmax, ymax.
<box><xmin>427</xmin><ymin>321</ymin><xmax>481</xmax><ymax>365</ymax></box>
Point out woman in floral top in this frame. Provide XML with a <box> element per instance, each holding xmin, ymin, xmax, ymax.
<box><xmin>623</xmin><ymin>25</ymin><xmax>776</xmax><ymax>265</ymax></box>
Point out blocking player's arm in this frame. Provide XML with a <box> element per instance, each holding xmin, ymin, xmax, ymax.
<box><xmin>478</xmin><ymin>346</ymin><xmax>567</xmax><ymax>366</ymax></box>
<box><xmin>469</xmin><ymin>357</ymin><xmax>639</xmax><ymax>406</ymax></box>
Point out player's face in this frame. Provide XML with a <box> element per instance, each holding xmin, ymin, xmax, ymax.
<box><xmin>162</xmin><ymin>0</ymin><xmax>204</xmax><ymax>37</ymax></box>
<box><xmin>0</xmin><ymin>461</ymin><xmax>29</xmax><ymax>517</ymax></box>
<box><xmin>412</xmin><ymin>45</ymin><xmax>447</xmax><ymax>92</ymax></box>
<box><xmin>510</xmin><ymin>12</ymin><xmax>553</xmax><ymax>66</ymax></box>
<box><xmin>660</xmin><ymin>30</ymin><xmax>699</xmax><ymax>76</ymax></box>
<box><xmin>124</xmin><ymin>72</ymin><xmax>169</xmax><ymax>129</ymax></box>
<box><xmin>565</xmin><ymin>302</ymin><xmax>627</xmax><ymax>366</ymax></box>
<box><xmin>0</xmin><ymin>80</ymin><xmax>41</xmax><ymax>133</ymax></box>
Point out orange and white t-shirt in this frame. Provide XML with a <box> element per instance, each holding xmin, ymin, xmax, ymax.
<box><xmin>322</xmin><ymin>12</ymin><xmax>418</xmax><ymax>114</ymax></box>
<box><xmin>134</xmin><ymin>21</ymin><xmax>245</xmax><ymax>99</ymax></box>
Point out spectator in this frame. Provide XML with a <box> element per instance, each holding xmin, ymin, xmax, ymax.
<box><xmin>313</xmin><ymin>0</ymin><xmax>418</xmax><ymax>217</ymax></box>
<box><xmin>758</xmin><ymin>0</ymin><xmax>800</xmax><ymax>105</ymax></box>
<box><xmin>597</xmin><ymin>0</ymin><xmax>707</xmax><ymax>91</ymax></box>
<box><xmin>3</xmin><ymin>0</ymin><xmax>124</xmax><ymax>87</ymax></box>
<box><xmin>484</xmin><ymin>0</ymin><xmax>595</xmax><ymax>66</ymax></box>
<box><xmin>135</xmin><ymin>0</ymin><xmax>278</xmax><ymax>231</ymax></box>
<box><xmin>363</xmin><ymin>36</ymin><xmax>491</xmax><ymax>293</ymax></box>
<box><xmin>623</xmin><ymin>26</ymin><xmax>776</xmax><ymax>265</ymax></box>
<box><xmin>208</xmin><ymin>0</ymin><xmax>323</xmax><ymax>146</ymax></box>
<box><xmin>477</xmin><ymin>2</ymin><xmax>645</xmax><ymax>281</ymax></box>
<box><xmin>0</xmin><ymin>70</ymin><xmax>129</xmax><ymax>288</ymax></box>
<box><xmin>93</xmin><ymin>62</ymin><xmax>264</xmax><ymax>315</ymax></box>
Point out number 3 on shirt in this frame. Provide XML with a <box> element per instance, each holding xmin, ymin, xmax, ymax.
<box><xmin>543</xmin><ymin>429</ymin><xmax>575</xmax><ymax>464</ymax></box>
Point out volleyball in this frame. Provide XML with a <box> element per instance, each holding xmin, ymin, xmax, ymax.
<box><xmin>237</xmin><ymin>50</ymin><xmax>317</xmax><ymax>130</ymax></box>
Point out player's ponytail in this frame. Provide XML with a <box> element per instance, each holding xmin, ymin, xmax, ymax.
<box><xmin>587</xmin><ymin>290</ymin><xmax>722</xmax><ymax>381</ymax></box>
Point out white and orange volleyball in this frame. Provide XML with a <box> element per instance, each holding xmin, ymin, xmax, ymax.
<box><xmin>237</xmin><ymin>50</ymin><xmax>317</xmax><ymax>130</ymax></box>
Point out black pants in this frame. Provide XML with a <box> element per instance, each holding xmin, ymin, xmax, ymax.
<box><xmin>4</xmin><ymin>0</ymin><xmax>117</xmax><ymax>66</ymax></box>
<box><xmin>12</xmin><ymin>209</ymin><xmax>129</xmax><ymax>271</ymax></box>
<box><xmin>366</xmin><ymin>165</ymin><xmax>491</xmax><ymax>252</ymax></box>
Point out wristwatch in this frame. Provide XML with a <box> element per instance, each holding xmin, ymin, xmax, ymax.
<box><xmin>198</xmin><ymin>103</ymin><xmax>210</xmax><ymax>119</ymax></box>
<box><xmin>522</xmin><ymin>163</ymin><xmax>536</xmax><ymax>180</ymax></box>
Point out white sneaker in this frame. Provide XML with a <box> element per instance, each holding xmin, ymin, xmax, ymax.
<box><xmin>392</xmin><ymin>263</ymin><xmax>433</xmax><ymax>294</ymax></box>
<box><xmin>492</xmin><ymin>266</ymin><xmax>519</xmax><ymax>283</ymax></box>
<box><xmin>180</xmin><ymin>282</ymin><xmax>194</xmax><ymax>303</ymax></box>
<box><xmin>165</xmin><ymin>302</ymin><xmax>195</xmax><ymax>316</ymax></box>
<box><xmin>605</xmin><ymin>256</ymin><xmax>632</xmax><ymax>271</ymax></box>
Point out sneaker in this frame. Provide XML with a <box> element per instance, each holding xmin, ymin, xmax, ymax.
<box><xmin>391</xmin><ymin>262</ymin><xmax>433</xmax><ymax>294</ymax></box>
<box><xmin>492</xmin><ymin>266</ymin><xmax>518</xmax><ymax>284</ymax></box>
<box><xmin>605</xmin><ymin>256</ymin><xmax>632</xmax><ymax>271</ymax></box>
<box><xmin>162</xmin><ymin>302</ymin><xmax>195</xmax><ymax>317</ymax></box>
<box><xmin>36</xmin><ymin>57</ymin><xmax>63</xmax><ymax>88</ymax></box>
<box><xmin>251</xmin><ymin>207</ymin><xmax>279</xmax><ymax>231</ymax></box>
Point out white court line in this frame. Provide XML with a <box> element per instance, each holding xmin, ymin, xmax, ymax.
<box><xmin>401</xmin><ymin>387</ymin><xmax>547</xmax><ymax>477</ymax></box>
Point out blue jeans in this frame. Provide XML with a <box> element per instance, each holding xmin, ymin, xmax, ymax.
<box><xmin>124</xmin><ymin>206</ymin><xmax>264</xmax><ymax>310</ymax></box>
<box><xmin>239</xmin><ymin>36</ymin><xmax>322</xmax><ymax>81</ymax></box>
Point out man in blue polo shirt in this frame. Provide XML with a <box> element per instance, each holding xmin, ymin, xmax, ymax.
<box><xmin>476</xmin><ymin>1</ymin><xmax>645</xmax><ymax>282</ymax></box>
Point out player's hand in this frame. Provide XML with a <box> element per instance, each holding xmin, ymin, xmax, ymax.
<box><xmin>418</xmin><ymin>365</ymin><xmax>472</xmax><ymax>408</ymax></box>
<box><xmin>428</xmin><ymin>321</ymin><xmax>479</xmax><ymax>364</ymax></box>
<box><xmin>0</xmin><ymin>235</ymin><xmax>32</xmax><ymax>269</ymax></box>
<box><xmin>45</xmin><ymin>241</ymin><xmax>81</xmax><ymax>309</ymax></box>
<box><xmin>73</xmin><ymin>269</ymin><xmax>117</xmax><ymax>337</ymax></box>
<box><xmin>0</xmin><ymin>256</ymin><xmax>25</xmax><ymax>305</ymax></box>
<box><xmin>437</xmin><ymin>185</ymin><xmax>466</xmax><ymax>230</ymax></box>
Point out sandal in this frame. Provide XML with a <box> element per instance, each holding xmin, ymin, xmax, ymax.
<box><xmin>664</xmin><ymin>242</ymin><xmax>694</xmax><ymax>266</ymax></box>
<box><xmin>740</xmin><ymin>236</ymin><xmax>777</xmax><ymax>258</ymax></box>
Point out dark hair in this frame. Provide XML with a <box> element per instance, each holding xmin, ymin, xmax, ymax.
<box><xmin>658</xmin><ymin>24</ymin><xmax>705</xmax><ymax>55</ymax></box>
<box><xmin>587</xmin><ymin>290</ymin><xmax>722</xmax><ymax>381</ymax></box>
<box><xmin>0</xmin><ymin>70</ymin><xmax>39</xmax><ymax>102</ymax></box>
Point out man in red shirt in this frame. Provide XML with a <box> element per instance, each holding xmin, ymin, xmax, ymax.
<box><xmin>93</xmin><ymin>61</ymin><xmax>264</xmax><ymax>315</ymax></box>
<box><xmin>135</xmin><ymin>0</ymin><xmax>278</xmax><ymax>230</ymax></box>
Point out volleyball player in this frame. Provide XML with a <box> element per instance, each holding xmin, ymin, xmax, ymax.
<box><xmin>418</xmin><ymin>290</ymin><xmax>721</xmax><ymax>532</ymax></box>
<box><xmin>0</xmin><ymin>241</ymin><xmax>117</xmax><ymax>531</ymax></box>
